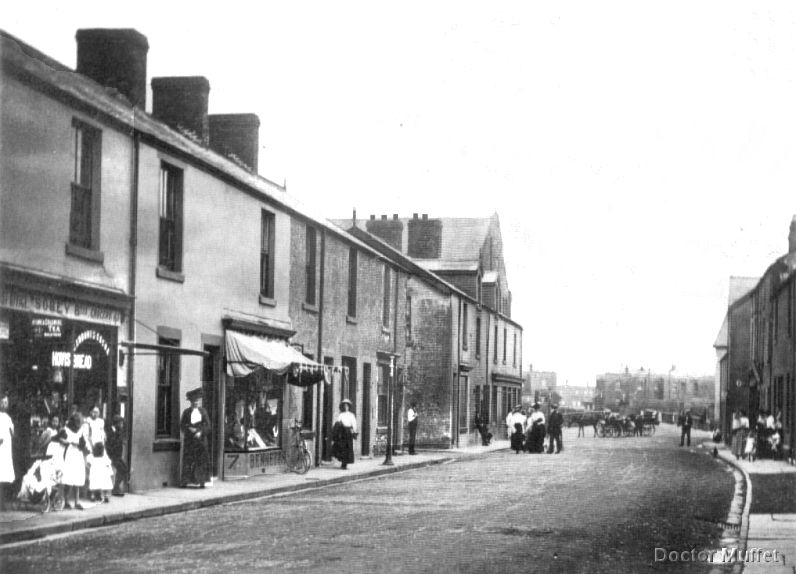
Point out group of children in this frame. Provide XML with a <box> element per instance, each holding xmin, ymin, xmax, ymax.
<box><xmin>731</xmin><ymin>409</ymin><xmax>783</xmax><ymax>462</ymax></box>
<box><xmin>19</xmin><ymin>406</ymin><xmax>122</xmax><ymax>510</ymax></box>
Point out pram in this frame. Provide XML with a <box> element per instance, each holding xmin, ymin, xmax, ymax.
<box><xmin>17</xmin><ymin>456</ymin><xmax>65</xmax><ymax>512</ymax></box>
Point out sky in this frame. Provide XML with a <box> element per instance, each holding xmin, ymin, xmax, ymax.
<box><xmin>6</xmin><ymin>1</ymin><xmax>796</xmax><ymax>386</ymax></box>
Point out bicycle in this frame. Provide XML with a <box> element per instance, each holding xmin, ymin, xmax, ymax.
<box><xmin>285</xmin><ymin>419</ymin><xmax>312</xmax><ymax>474</ymax></box>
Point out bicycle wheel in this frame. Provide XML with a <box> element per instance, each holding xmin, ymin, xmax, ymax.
<box><xmin>297</xmin><ymin>450</ymin><xmax>312</xmax><ymax>474</ymax></box>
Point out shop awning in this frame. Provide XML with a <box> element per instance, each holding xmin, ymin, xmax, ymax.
<box><xmin>225</xmin><ymin>330</ymin><xmax>324</xmax><ymax>387</ymax></box>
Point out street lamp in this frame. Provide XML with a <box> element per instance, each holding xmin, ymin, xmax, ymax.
<box><xmin>383</xmin><ymin>357</ymin><xmax>395</xmax><ymax>466</ymax></box>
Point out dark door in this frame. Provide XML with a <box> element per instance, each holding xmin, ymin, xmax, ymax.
<box><xmin>361</xmin><ymin>363</ymin><xmax>371</xmax><ymax>456</ymax></box>
<box><xmin>202</xmin><ymin>345</ymin><xmax>221</xmax><ymax>477</ymax></box>
<box><xmin>322</xmin><ymin>357</ymin><xmax>334</xmax><ymax>461</ymax></box>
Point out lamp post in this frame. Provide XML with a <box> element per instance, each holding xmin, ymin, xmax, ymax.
<box><xmin>383</xmin><ymin>357</ymin><xmax>395</xmax><ymax>466</ymax></box>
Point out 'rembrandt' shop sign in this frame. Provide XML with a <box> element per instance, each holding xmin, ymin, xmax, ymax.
<box><xmin>0</xmin><ymin>285</ymin><xmax>123</xmax><ymax>326</ymax></box>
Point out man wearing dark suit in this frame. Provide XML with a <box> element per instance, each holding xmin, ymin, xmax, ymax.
<box><xmin>547</xmin><ymin>404</ymin><xmax>564</xmax><ymax>454</ymax></box>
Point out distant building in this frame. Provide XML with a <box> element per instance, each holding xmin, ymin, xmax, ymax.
<box><xmin>594</xmin><ymin>368</ymin><xmax>713</xmax><ymax>416</ymax></box>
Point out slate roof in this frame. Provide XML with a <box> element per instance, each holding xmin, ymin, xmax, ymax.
<box><xmin>728</xmin><ymin>276</ymin><xmax>758</xmax><ymax>306</ymax></box>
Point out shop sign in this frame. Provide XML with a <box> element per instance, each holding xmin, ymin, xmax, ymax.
<box><xmin>0</xmin><ymin>286</ymin><xmax>123</xmax><ymax>325</ymax></box>
<box><xmin>32</xmin><ymin>317</ymin><xmax>62</xmax><ymax>339</ymax></box>
<box><xmin>51</xmin><ymin>351</ymin><xmax>92</xmax><ymax>370</ymax></box>
<box><xmin>74</xmin><ymin>329</ymin><xmax>110</xmax><ymax>356</ymax></box>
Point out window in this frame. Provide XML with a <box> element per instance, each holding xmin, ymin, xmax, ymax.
<box><xmin>156</xmin><ymin>338</ymin><xmax>180</xmax><ymax>438</ymax></box>
<box><xmin>70</xmin><ymin>120</ymin><xmax>101</xmax><ymax>250</ymax></box>
<box><xmin>475</xmin><ymin>316</ymin><xmax>481</xmax><ymax>357</ymax></box>
<box><xmin>347</xmin><ymin>248</ymin><xmax>358</xmax><ymax>317</ymax></box>
<box><xmin>378</xmin><ymin>364</ymin><xmax>390</xmax><ymax>425</ymax></box>
<box><xmin>503</xmin><ymin>328</ymin><xmax>507</xmax><ymax>363</ymax></box>
<box><xmin>159</xmin><ymin>163</ymin><xmax>183</xmax><ymax>272</ymax></box>
<box><xmin>382</xmin><ymin>265</ymin><xmax>391</xmax><ymax>327</ymax></box>
<box><xmin>342</xmin><ymin>357</ymin><xmax>357</xmax><ymax>413</ymax></box>
<box><xmin>513</xmin><ymin>333</ymin><xmax>517</xmax><ymax>367</ymax></box>
<box><xmin>305</xmin><ymin>225</ymin><xmax>317</xmax><ymax>305</ymax></box>
<box><xmin>462</xmin><ymin>303</ymin><xmax>468</xmax><ymax>350</ymax></box>
<box><xmin>260</xmin><ymin>210</ymin><xmax>275</xmax><ymax>298</ymax></box>
<box><xmin>494</xmin><ymin>323</ymin><xmax>499</xmax><ymax>362</ymax></box>
<box><xmin>405</xmin><ymin>295</ymin><xmax>412</xmax><ymax>342</ymax></box>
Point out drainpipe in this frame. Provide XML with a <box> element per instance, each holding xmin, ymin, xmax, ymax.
<box><xmin>485</xmin><ymin>310</ymin><xmax>491</xmax><ymax>433</ymax></box>
<box><xmin>315</xmin><ymin>228</ymin><xmax>325</xmax><ymax>466</ymax></box>
<box><xmin>455</xmin><ymin>295</ymin><xmax>462</xmax><ymax>447</ymax></box>
<box><xmin>125</xmin><ymin>131</ymin><xmax>140</xmax><ymax>492</ymax></box>
<box><xmin>392</xmin><ymin>267</ymin><xmax>399</xmax><ymax>451</ymax></box>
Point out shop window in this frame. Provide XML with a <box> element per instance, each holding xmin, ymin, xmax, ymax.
<box><xmin>158</xmin><ymin>163</ymin><xmax>183</xmax><ymax>273</ymax></box>
<box><xmin>225</xmin><ymin>368</ymin><xmax>283</xmax><ymax>451</ymax></box>
<box><xmin>382</xmin><ymin>266</ymin><xmax>391</xmax><ymax>328</ymax></box>
<box><xmin>260</xmin><ymin>210</ymin><xmax>275</xmax><ymax>299</ymax></box>
<box><xmin>69</xmin><ymin>119</ymin><xmax>102</xmax><ymax>251</ymax></box>
<box><xmin>156</xmin><ymin>338</ymin><xmax>180</xmax><ymax>438</ymax></box>
<box><xmin>347</xmin><ymin>248</ymin><xmax>358</xmax><ymax>318</ymax></box>
<box><xmin>305</xmin><ymin>225</ymin><xmax>317</xmax><ymax>305</ymax></box>
<box><xmin>378</xmin><ymin>364</ymin><xmax>389</xmax><ymax>425</ymax></box>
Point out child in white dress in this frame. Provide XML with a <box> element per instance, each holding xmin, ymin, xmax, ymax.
<box><xmin>87</xmin><ymin>442</ymin><xmax>113</xmax><ymax>503</ymax></box>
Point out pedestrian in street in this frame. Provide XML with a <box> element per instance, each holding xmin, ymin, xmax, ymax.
<box><xmin>180</xmin><ymin>388</ymin><xmax>211</xmax><ymax>488</ymax></box>
<box><xmin>474</xmin><ymin>411</ymin><xmax>492</xmax><ymax>446</ymax></box>
<box><xmin>62</xmin><ymin>412</ymin><xmax>87</xmax><ymax>509</ymax></box>
<box><xmin>106</xmin><ymin>414</ymin><xmax>127</xmax><ymax>496</ymax></box>
<box><xmin>507</xmin><ymin>405</ymin><xmax>525</xmax><ymax>454</ymax></box>
<box><xmin>407</xmin><ymin>402</ymin><xmax>418</xmax><ymax>455</ymax></box>
<box><xmin>332</xmin><ymin>399</ymin><xmax>357</xmax><ymax>469</ymax></box>
<box><xmin>680</xmin><ymin>409</ymin><xmax>693</xmax><ymax>447</ymax></box>
<box><xmin>0</xmin><ymin>395</ymin><xmax>15</xmax><ymax>510</ymax></box>
<box><xmin>547</xmin><ymin>404</ymin><xmax>563</xmax><ymax>454</ymax></box>
<box><xmin>527</xmin><ymin>403</ymin><xmax>546</xmax><ymax>453</ymax></box>
<box><xmin>732</xmin><ymin>410</ymin><xmax>749</xmax><ymax>460</ymax></box>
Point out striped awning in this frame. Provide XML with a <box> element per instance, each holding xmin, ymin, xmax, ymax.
<box><xmin>225</xmin><ymin>330</ymin><xmax>324</xmax><ymax>387</ymax></box>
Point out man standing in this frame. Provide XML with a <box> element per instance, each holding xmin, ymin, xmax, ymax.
<box><xmin>680</xmin><ymin>409</ymin><xmax>693</xmax><ymax>447</ymax></box>
<box><xmin>547</xmin><ymin>404</ymin><xmax>564</xmax><ymax>454</ymax></box>
<box><xmin>407</xmin><ymin>402</ymin><xmax>418</xmax><ymax>455</ymax></box>
<box><xmin>106</xmin><ymin>414</ymin><xmax>127</xmax><ymax>496</ymax></box>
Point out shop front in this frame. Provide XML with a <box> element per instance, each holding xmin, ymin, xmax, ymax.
<box><xmin>0</xmin><ymin>272</ymin><xmax>130</xmax><ymax>485</ymax></box>
<box><xmin>222</xmin><ymin>329</ymin><xmax>324</xmax><ymax>479</ymax></box>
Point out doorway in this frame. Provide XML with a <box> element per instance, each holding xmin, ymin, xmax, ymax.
<box><xmin>322</xmin><ymin>356</ymin><xmax>334</xmax><ymax>461</ymax></box>
<box><xmin>202</xmin><ymin>345</ymin><xmax>221</xmax><ymax>477</ymax></box>
<box><xmin>361</xmin><ymin>363</ymin><xmax>371</xmax><ymax>456</ymax></box>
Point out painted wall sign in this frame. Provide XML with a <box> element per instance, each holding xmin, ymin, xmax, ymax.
<box><xmin>0</xmin><ymin>286</ymin><xmax>123</xmax><ymax>325</ymax></box>
<box><xmin>73</xmin><ymin>329</ymin><xmax>110</xmax><ymax>356</ymax></box>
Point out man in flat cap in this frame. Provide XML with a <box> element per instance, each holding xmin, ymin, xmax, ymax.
<box><xmin>180</xmin><ymin>388</ymin><xmax>211</xmax><ymax>488</ymax></box>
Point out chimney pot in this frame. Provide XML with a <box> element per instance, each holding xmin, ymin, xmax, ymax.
<box><xmin>381</xmin><ymin>215</ymin><xmax>387</xmax><ymax>220</ymax></box>
<box><xmin>413</xmin><ymin>213</ymin><xmax>418</xmax><ymax>219</ymax></box>
<box><xmin>76</xmin><ymin>28</ymin><xmax>149</xmax><ymax>108</ymax></box>
<box><xmin>152</xmin><ymin>76</ymin><xmax>211</xmax><ymax>145</ymax></box>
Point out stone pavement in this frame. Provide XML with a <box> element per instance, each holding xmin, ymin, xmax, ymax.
<box><xmin>707</xmin><ymin>438</ymin><xmax>796</xmax><ymax>573</ymax></box>
<box><xmin>0</xmin><ymin>440</ymin><xmax>509</xmax><ymax>546</ymax></box>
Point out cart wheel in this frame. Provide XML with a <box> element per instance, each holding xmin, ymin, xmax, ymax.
<box><xmin>36</xmin><ymin>492</ymin><xmax>51</xmax><ymax>514</ymax></box>
<box><xmin>596</xmin><ymin>424</ymin><xmax>605</xmax><ymax>438</ymax></box>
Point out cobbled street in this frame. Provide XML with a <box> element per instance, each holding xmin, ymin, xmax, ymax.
<box><xmin>1</xmin><ymin>426</ymin><xmax>734</xmax><ymax>574</ymax></box>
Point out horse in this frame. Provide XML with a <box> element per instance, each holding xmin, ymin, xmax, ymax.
<box><xmin>569</xmin><ymin>411</ymin><xmax>602</xmax><ymax>437</ymax></box>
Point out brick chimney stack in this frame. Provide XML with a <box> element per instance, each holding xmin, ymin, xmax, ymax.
<box><xmin>151</xmin><ymin>76</ymin><xmax>211</xmax><ymax>144</ymax></box>
<box><xmin>76</xmin><ymin>29</ymin><xmax>149</xmax><ymax>108</ymax></box>
<box><xmin>208</xmin><ymin>113</ymin><xmax>260</xmax><ymax>172</ymax></box>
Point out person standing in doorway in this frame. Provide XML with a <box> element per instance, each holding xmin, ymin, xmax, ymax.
<box><xmin>106</xmin><ymin>415</ymin><xmax>127</xmax><ymax>496</ymax></box>
<box><xmin>332</xmin><ymin>399</ymin><xmax>357</xmax><ymax>469</ymax></box>
<box><xmin>180</xmin><ymin>388</ymin><xmax>211</xmax><ymax>488</ymax></box>
<box><xmin>0</xmin><ymin>395</ymin><xmax>15</xmax><ymax>510</ymax></box>
<box><xmin>547</xmin><ymin>404</ymin><xmax>564</xmax><ymax>454</ymax></box>
<box><xmin>407</xmin><ymin>402</ymin><xmax>418</xmax><ymax>455</ymax></box>
<box><xmin>680</xmin><ymin>409</ymin><xmax>693</xmax><ymax>447</ymax></box>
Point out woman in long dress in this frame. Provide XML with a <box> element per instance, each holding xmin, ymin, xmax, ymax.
<box><xmin>62</xmin><ymin>412</ymin><xmax>87</xmax><ymax>509</ymax></box>
<box><xmin>332</xmin><ymin>399</ymin><xmax>357</xmax><ymax>469</ymax></box>
<box><xmin>0</xmin><ymin>395</ymin><xmax>15</xmax><ymax>510</ymax></box>
<box><xmin>180</xmin><ymin>388</ymin><xmax>211</xmax><ymax>488</ymax></box>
